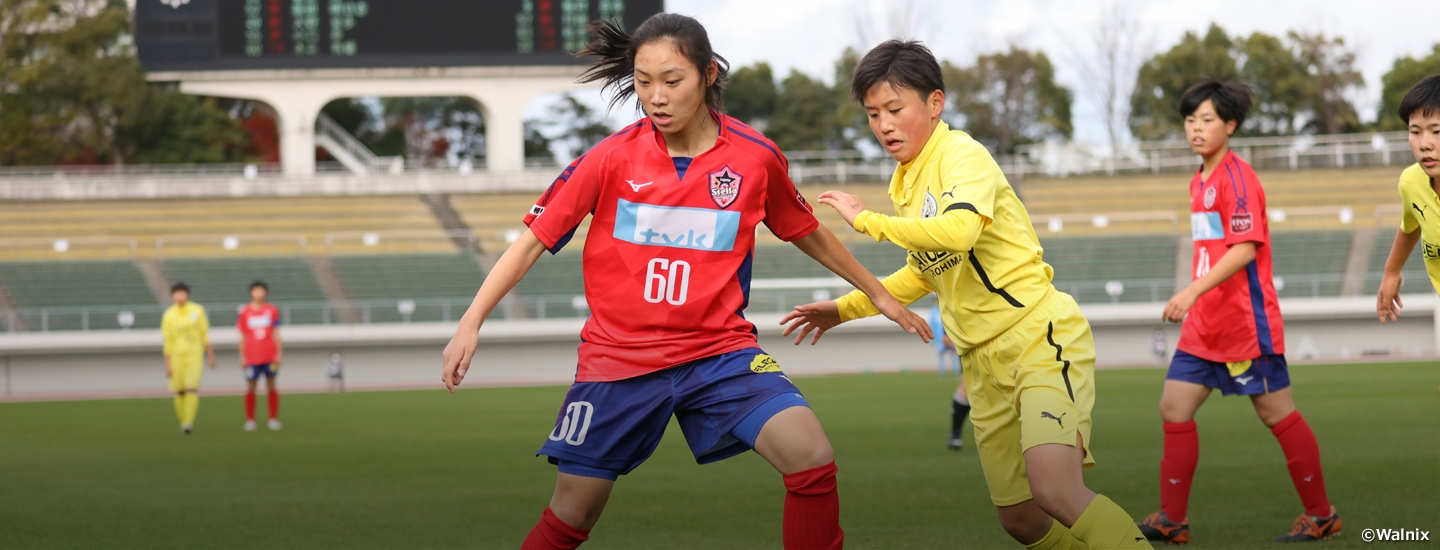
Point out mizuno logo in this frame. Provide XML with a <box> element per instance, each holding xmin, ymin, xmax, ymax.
<box><xmin>627</xmin><ymin>180</ymin><xmax>653</xmax><ymax>192</ymax></box>
<box><xmin>1304</xmin><ymin>475</ymin><xmax>1314</xmax><ymax>482</ymax></box>
<box><xmin>1040</xmin><ymin>411</ymin><xmax>1066</xmax><ymax>428</ymax></box>
<box><xmin>1168</xmin><ymin>478</ymin><xmax>1181</xmax><ymax>485</ymax></box>
<box><xmin>1236</xmin><ymin>375</ymin><xmax>1255</xmax><ymax>385</ymax></box>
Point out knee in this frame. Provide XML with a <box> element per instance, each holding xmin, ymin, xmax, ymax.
<box><xmin>1158</xmin><ymin>398</ymin><xmax>1194</xmax><ymax>424</ymax></box>
<box><xmin>997</xmin><ymin>504</ymin><xmax>1053</xmax><ymax>544</ymax></box>
<box><xmin>550</xmin><ymin>500</ymin><xmax>604</xmax><ymax>531</ymax></box>
<box><xmin>791</xmin><ymin>440</ymin><xmax>834</xmax><ymax>473</ymax></box>
<box><xmin>1256</xmin><ymin>406</ymin><xmax>1294</xmax><ymax>428</ymax></box>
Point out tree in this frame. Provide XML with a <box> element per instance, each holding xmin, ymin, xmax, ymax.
<box><xmin>1377</xmin><ymin>45</ymin><xmax>1440</xmax><ymax>131</ymax></box>
<box><xmin>1289</xmin><ymin>31</ymin><xmax>1364</xmax><ymax>134</ymax></box>
<box><xmin>1065</xmin><ymin>0</ymin><xmax>1147</xmax><ymax>155</ymax></box>
<box><xmin>946</xmin><ymin>45</ymin><xmax>1074</xmax><ymax>154</ymax></box>
<box><xmin>0</xmin><ymin>0</ymin><xmax>248</xmax><ymax>165</ymax></box>
<box><xmin>321</xmin><ymin>96</ymin><xmax>486</xmax><ymax>166</ymax></box>
<box><xmin>725</xmin><ymin>62</ymin><xmax>778</xmax><ymax>129</ymax></box>
<box><xmin>1234</xmin><ymin>31</ymin><xmax>1309</xmax><ymax>135</ymax></box>
<box><xmin>1129</xmin><ymin>24</ymin><xmax>1237</xmax><ymax>141</ymax></box>
<box><xmin>766</xmin><ymin>70</ymin><xmax>855</xmax><ymax>151</ymax></box>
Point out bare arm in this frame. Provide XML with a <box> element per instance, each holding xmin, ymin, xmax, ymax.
<box><xmin>790</xmin><ymin>226</ymin><xmax>932</xmax><ymax>343</ymax></box>
<box><xmin>442</xmin><ymin>229</ymin><xmax>548</xmax><ymax>392</ymax></box>
<box><xmin>1378</xmin><ymin>227</ymin><xmax>1421</xmax><ymax>323</ymax></box>
<box><xmin>1163</xmin><ymin>241</ymin><xmax>1257</xmax><ymax>323</ymax></box>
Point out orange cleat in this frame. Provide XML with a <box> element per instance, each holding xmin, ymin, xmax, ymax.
<box><xmin>1275</xmin><ymin>506</ymin><xmax>1342</xmax><ymax>542</ymax></box>
<box><xmin>1138</xmin><ymin>512</ymin><xmax>1190</xmax><ymax>545</ymax></box>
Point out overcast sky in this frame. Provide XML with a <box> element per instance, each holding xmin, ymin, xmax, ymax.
<box><xmin>588</xmin><ymin>0</ymin><xmax>1438</xmax><ymax>146</ymax></box>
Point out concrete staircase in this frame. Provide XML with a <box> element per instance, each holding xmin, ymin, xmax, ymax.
<box><xmin>314</xmin><ymin>113</ymin><xmax>404</xmax><ymax>176</ymax></box>
<box><xmin>0</xmin><ymin>279</ymin><xmax>29</xmax><ymax>332</ymax></box>
<box><xmin>135</xmin><ymin>258</ymin><xmax>174</xmax><ymax>306</ymax></box>
<box><xmin>305</xmin><ymin>255</ymin><xmax>362</xmax><ymax>324</ymax></box>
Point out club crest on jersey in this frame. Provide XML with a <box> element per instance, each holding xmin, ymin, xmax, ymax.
<box><xmin>922</xmin><ymin>191</ymin><xmax>938</xmax><ymax>218</ymax></box>
<box><xmin>1230</xmin><ymin>213</ymin><xmax>1253</xmax><ymax>234</ymax></box>
<box><xmin>794</xmin><ymin>189</ymin><xmax>813</xmax><ymax>212</ymax></box>
<box><xmin>1203</xmin><ymin>186</ymin><xmax>1217</xmax><ymax>210</ymax></box>
<box><xmin>708</xmin><ymin>166</ymin><xmax>742</xmax><ymax>209</ymax></box>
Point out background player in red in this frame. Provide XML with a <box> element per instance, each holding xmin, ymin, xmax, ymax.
<box><xmin>440</xmin><ymin>14</ymin><xmax>929</xmax><ymax>550</ymax></box>
<box><xmin>237</xmin><ymin>280</ymin><xmax>283</xmax><ymax>431</ymax></box>
<box><xmin>1138</xmin><ymin>80</ymin><xmax>1339</xmax><ymax>544</ymax></box>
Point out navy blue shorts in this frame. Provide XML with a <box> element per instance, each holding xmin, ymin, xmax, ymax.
<box><xmin>243</xmin><ymin>363</ymin><xmax>277</xmax><ymax>382</ymax></box>
<box><xmin>1167</xmin><ymin>350</ymin><xmax>1290</xmax><ymax>396</ymax></box>
<box><xmin>538</xmin><ymin>348</ymin><xmax>809</xmax><ymax>481</ymax></box>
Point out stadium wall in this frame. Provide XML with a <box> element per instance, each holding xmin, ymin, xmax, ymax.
<box><xmin>1</xmin><ymin>296</ymin><xmax>1435</xmax><ymax>401</ymax></box>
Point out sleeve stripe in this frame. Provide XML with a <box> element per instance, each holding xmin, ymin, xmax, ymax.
<box><xmin>725</xmin><ymin>124</ymin><xmax>788</xmax><ymax>168</ymax></box>
<box><xmin>943</xmin><ymin>202</ymin><xmax>978</xmax><ymax>214</ymax></box>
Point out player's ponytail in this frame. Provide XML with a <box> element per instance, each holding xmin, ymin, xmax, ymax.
<box><xmin>578</xmin><ymin>13</ymin><xmax>730</xmax><ymax>113</ymax></box>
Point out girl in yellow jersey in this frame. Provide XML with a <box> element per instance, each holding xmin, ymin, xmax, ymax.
<box><xmin>782</xmin><ymin>40</ymin><xmax>1150</xmax><ymax>549</ymax></box>
<box><xmin>161</xmin><ymin>282</ymin><xmax>215</xmax><ymax>434</ymax></box>
<box><xmin>1377</xmin><ymin>74</ymin><xmax>1440</xmax><ymax>398</ymax></box>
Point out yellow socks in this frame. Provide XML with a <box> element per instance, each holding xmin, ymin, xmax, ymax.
<box><xmin>181</xmin><ymin>391</ymin><xmax>200</xmax><ymax>426</ymax></box>
<box><xmin>1025</xmin><ymin>518</ymin><xmax>1087</xmax><ymax>550</ymax></box>
<box><xmin>173</xmin><ymin>394</ymin><xmax>185</xmax><ymax>426</ymax></box>
<box><xmin>1071</xmin><ymin>495</ymin><xmax>1151</xmax><ymax>549</ymax></box>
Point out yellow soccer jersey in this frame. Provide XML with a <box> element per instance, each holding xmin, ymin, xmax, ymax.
<box><xmin>835</xmin><ymin>121</ymin><xmax>1056</xmax><ymax>352</ymax></box>
<box><xmin>162</xmin><ymin>301</ymin><xmax>210</xmax><ymax>358</ymax></box>
<box><xmin>1398</xmin><ymin>163</ymin><xmax>1440</xmax><ymax>294</ymax></box>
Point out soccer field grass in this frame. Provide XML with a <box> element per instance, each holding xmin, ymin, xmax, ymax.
<box><xmin>1</xmin><ymin>363</ymin><xmax>1436</xmax><ymax>548</ymax></box>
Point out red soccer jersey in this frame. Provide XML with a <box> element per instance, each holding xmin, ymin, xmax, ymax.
<box><xmin>524</xmin><ymin>114</ymin><xmax>818</xmax><ymax>382</ymax></box>
<box><xmin>1179</xmin><ymin>151</ymin><xmax>1285</xmax><ymax>362</ymax></box>
<box><xmin>237</xmin><ymin>303</ymin><xmax>280</xmax><ymax>366</ymax></box>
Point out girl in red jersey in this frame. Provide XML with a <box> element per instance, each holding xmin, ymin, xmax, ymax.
<box><xmin>440</xmin><ymin>14</ymin><xmax>929</xmax><ymax>549</ymax></box>
<box><xmin>1138</xmin><ymin>80</ymin><xmax>1339</xmax><ymax>545</ymax></box>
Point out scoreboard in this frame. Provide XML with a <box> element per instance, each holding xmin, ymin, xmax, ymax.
<box><xmin>135</xmin><ymin>0</ymin><xmax>665</xmax><ymax>72</ymax></box>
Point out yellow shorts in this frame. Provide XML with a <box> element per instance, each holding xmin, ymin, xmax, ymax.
<box><xmin>168</xmin><ymin>354</ymin><xmax>204</xmax><ymax>393</ymax></box>
<box><xmin>961</xmin><ymin>291</ymin><xmax>1098</xmax><ymax>507</ymax></box>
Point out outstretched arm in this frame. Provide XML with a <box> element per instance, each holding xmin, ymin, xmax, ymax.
<box><xmin>818</xmin><ymin>190</ymin><xmax>989</xmax><ymax>252</ymax></box>
<box><xmin>1378</xmin><ymin>227</ymin><xmax>1421</xmax><ymax>323</ymax></box>
<box><xmin>790</xmin><ymin>225</ymin><xmax>932</xmax><ymax>343</ymax></box>
<box><xmin>442</xmin><ymin>230</ymin><xmax>548</xmax><ymax>392</ymax></box>
<box><xmin>780</xmin><ymin>261</ymin><xmax>934</xmax><ymax>345</ymax></box>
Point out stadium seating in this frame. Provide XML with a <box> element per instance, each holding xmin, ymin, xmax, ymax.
<box><xmin>1269</xmin><ymin>231</ymin><xmax>1353</xmax><ymax>298</ymax></box>
<box><xmin>330</xmin><ymin>253</ymin><xmax>486</xmax><ymax>323</ymax></box>
<box><xmin>162</xmin><ymin>257</ymin><xmax>328</xmax><ymax>324</ymax></box>
<box><xmin>0</xmin><ymin>260</ymin><xmax>157</xmax><ymax>331</ymax></box>
<box><xmin>0</xmin><ymin>196</ymin><xmax>455</xmax><ymax>260</ymax></box>
<box><xmin>1366</xmin><ymin>228</ymin><xmax>1428</xmax><ymax>294</ymax></box>
<box><xmin>1043</xmin><ymin>234</ymin><xmax>1178</xmax><ymax>303</ymax></box>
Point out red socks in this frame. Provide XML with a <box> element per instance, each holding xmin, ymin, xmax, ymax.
<box><xmin>244</xmin><ymin>392</ymin><xmax>256</xmax><ymax>421</ymax></box>
<box><xmin>267</xmin><ymin>389</ymin><xmax>280</xmax><ymax>420</ymax></box>
<box><xmin>1160</xmin><ymin>420</ymin><xmax>1199</xmax><ymax>523</ymax></box>
<box><xmin>1272</xmin><ymin>411</ymin><xmax>1331</xmax><ymax>517</ymax></box>
<box><xmin>782</xmin><ymin>462</ymin><xmax>844</xmax><ymax>550</ymax></box>
<box><xmin>521</xmin><ymin>508</ymin><xmax>590</xmax><ymax>550</ymax></box>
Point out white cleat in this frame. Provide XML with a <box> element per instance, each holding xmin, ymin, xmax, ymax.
<box><xmin>267</xmin><ymin>418</ymin><xmax>283</xmax><ymax>431</ymax></box>
<box><xmin>181</xmin><ymin>424</ymin><xmax>193</xmax><ymax>435</ymax></box>
<box><xmin>244</xmin><ymin>420</ymin><xmax>257</xmax><ymax>431</ymax></box>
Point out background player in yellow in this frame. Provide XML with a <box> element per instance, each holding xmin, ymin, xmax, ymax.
<box><xmin>781</xmin><ymin>40</ymin><xmax>1149</xmax><ymax>549</ymax></box>
<box><xmin>1377</xmin><ymin>73</ymin><xmax>1440</xmax><ymax>397</ymax></box>
<box><xmin>161</xmin><ymin>282</ymin><xmax>215</xmax><ymax>434</ymax></box>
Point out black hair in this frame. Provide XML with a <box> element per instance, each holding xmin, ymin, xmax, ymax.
<box><xmin>170</xmin><ymin>282</ymin><xmax>190</xmax><ymax>294</ymax></box>
<box><xmin>850</xmin><ymin>40</ymin><xmax>946</xmax><ymax>103</ymax></box>
<box><xmin>1399</xmin><ymin>73</ymin><xmax>1440</xmax><ymax>125</ymax></box>
<box><xmin>250</xmin><ymin>280</ymin><xmax>268</xmax><ymax>292</ymax></box>
<box><xmin>1179</xmin><ymin>79</ymin><xmax>1252</xmax><ymax>130</ymax></box>
<box><xmin>577</xmin><ymin>13</ymin><xmax>729</xmax><ymax>113</ymax></box>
